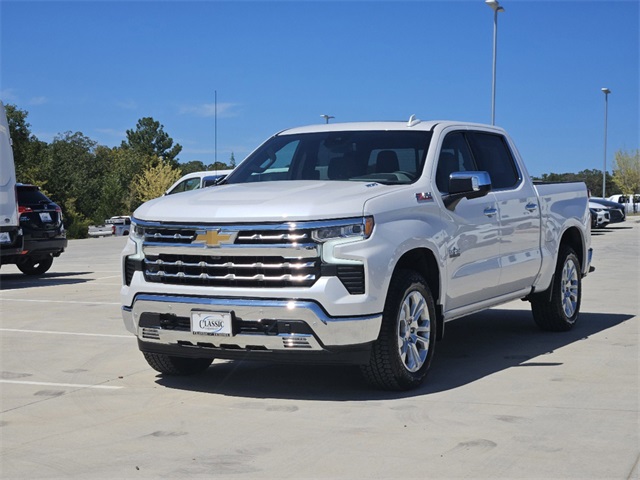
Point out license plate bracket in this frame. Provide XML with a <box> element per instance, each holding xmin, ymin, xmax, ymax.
<box><xmin>191</xmin><ymin>311</ymin><xmax>234</xmax><ymax>336</ymax></box>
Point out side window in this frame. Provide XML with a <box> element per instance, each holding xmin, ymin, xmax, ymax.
<box><xmin>168</xmin><ymin>177</ymin><xmax>200</xmax><ymax>195</ymax></box>
<box><xmin>183</xmin><ymin>178</ymin><xmax>201</xmax><ymax>191</ymax></box>
<box><xmin>436</xmin><ymin>132</ymin><xmax>476</xmax><ymax>193</ymax></box>
<box><xmin>467</xmin><ymin>132</ymin><xmax>519</xmax><ymax>190</ymax></box>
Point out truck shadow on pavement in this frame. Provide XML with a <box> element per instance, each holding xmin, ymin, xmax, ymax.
<box><xmin>155</xmin><ymin>308</ymin><xmax>634</xmax><ymax>401</ymax></box>
<box><xmin>0</xmin><ymin>271</ymin><xmax>92</xmax><ymax>290</ymax></box>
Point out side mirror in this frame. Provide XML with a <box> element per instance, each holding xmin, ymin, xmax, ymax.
<box><xmin>444</xmin><ymin>171</ymin><xmax>492</xmax><ymax>210</ymax></box>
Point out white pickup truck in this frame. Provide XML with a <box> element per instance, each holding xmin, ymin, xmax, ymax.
<box><xmin>121</xmin><ymin>119</ymin><xmax>592</xmax><ymax>390</ymax></box>
<box><xmin>89</xmin><ymin>216</ymin><xmax>131</xmax><ymax>237</ymax></box>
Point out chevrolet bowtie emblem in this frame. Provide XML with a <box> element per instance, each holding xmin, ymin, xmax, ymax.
<box><xmin>194</xmin><ymin>230</ymin><xmax>237</xmax><ymax>248</ymax></box>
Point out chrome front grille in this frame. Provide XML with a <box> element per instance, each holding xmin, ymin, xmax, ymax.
<box><xmin>137</xmin><ymin>221</ymin><xmax>322</xmax><ymax>288</ymax></box>
<box><xmin>144</xmin><ymin>254</ymin><xmax>319</xmax><ymax>287</ymax></box>
<box><xmin>133</xmin><ymin>219</ymin><xmax>366</xmax><ymax>293</ymax></box>
<box><xmin>143</xmin><ymin>228</ymin><xmax>197</xmax><ymax>243</ymax></box>
<box><xmin>235</xmin><ymin>231</ymin><xmax>309</xmax><ymax>244</ymax></box>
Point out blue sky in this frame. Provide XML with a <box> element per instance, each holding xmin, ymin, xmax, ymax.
<box><xmin>1</xmin><ymin>0</ymin><xmax>638</xmax><ymax>177</ymax></box>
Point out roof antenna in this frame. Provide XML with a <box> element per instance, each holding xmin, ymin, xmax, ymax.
<box><xmin>407</xmin><ymin>114</ymin><xmax>421</xmax><ymax>127</ymax></box>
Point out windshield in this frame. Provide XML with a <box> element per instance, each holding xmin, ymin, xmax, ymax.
<box><xmin>224</xmin><ymin>130</ymin><xmax>432</xmax><ymax>185</ymax></box>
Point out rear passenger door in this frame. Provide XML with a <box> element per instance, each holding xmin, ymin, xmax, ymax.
<box><xmin>467</xmin><ymin>131</ymin><xmax>542</xmax><ymax>295</ymax></box>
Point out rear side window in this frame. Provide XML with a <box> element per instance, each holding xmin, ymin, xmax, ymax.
<box><xmin>467</xmin><ymin>132</ymin><xmax>520</xmax><ymax>190</ymax></box>
<box><xmin>17</xmin><ymin>187</ymin><xmax>51</xmax><ymax>204</ymax></box>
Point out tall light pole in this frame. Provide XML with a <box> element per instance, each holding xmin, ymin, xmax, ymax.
<box><xmin>214</xmin><ymin>90</ymin><xmax>218</xmax><ymax>166</ymax></box>
<box><xmin>601</xmin><ymin>88</ymin><xmax>611</xmax><ymax>198</ymax></box>
<box><xmin>486</xmin><ymin>0</ymin><xmax>504</xmax><ymax>126</ymax></box>
<box><xmin>321</xmin><ymin>114</ymin><xmax>334</xmax><ymax>124</ymax></box>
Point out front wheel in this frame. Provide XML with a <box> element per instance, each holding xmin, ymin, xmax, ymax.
<box><xmin>17</xmin><ymin>256</ymin><xmax>54</xmax><ymax>275</ymax></box>
<box><xmin>361</xmin><ymin>270</ymin><xmax>436</xmax><ymax>391</ymax></box>
<box><xmin>143</xmin><ymin>352</ymin><xmax>213</xmax><ymax>375</ymax></box>
<box><xmin>530</xmin><ymin>246</ymin><xmax>582</xmax><ymax>331</ymax></box>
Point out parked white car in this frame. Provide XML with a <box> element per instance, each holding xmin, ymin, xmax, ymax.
<box><xmin>165</xmin><ymin>170</ymin><xmax>233</xmax><ymax>195</ymax></box>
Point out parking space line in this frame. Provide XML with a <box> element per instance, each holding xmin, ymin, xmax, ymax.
<box><xmin>0</xmin><ymin>298</ymin><xmax>120</xmax><ymax>305</ymax></box>
<box><xmin>0</xmin><ymin>328</ymin><xmax>131</xmax><ymax>338</ymax></box>
<box><xmin>0</xmin><ymin>380</ymin><xmax>123</xmax><ymax>390</ymax></box>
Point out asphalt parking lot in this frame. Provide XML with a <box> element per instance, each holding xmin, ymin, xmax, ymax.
<box><xmin>1</xmin><ymin>222</ymin><xmax>638</xmax><ymax>479</ymax></box>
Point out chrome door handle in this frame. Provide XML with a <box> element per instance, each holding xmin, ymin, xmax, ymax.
<box><xmin>525</xmin><ymin>202</ymin><xmax>538</xmax><ymax>212</ymax></box>
<box><xmin>483</xmin><ymin>207</ymin><xmax>498</xmax><ymax>217</ymax></box>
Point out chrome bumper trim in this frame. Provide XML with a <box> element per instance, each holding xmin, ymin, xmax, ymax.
<box><xmin>123</xmin><ymin>294</ymin><xmax>382</xmax><ymax>349</ymax></box>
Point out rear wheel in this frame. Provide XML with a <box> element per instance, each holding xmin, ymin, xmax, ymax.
<box><xmin>143</xmin><ymin>352</ymin><xmax>213</xmax><ymax>375</ymax></box>
<box><xmin>17</xmin><ymin>256</ymin><xmax>54</xmax><ymax>275</ymax></box>
<box><xmin>530</xmin><ymin>246</ymin><xmax>582</xmax><ymax>331</ymax></box>
<box><xmin>361</xmin><ymin>270</ymin><xmax>436</xmax><ymax>390</ymax></box>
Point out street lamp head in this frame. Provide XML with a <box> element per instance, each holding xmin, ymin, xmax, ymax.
<box><xmin>485</xmin><ymin>0</ymin><xmax>505</xmax><ymax>13</ymax></box>
<box><xmin>601</xmin><ymin>88</ymin><xmax>611</xmax><ymax>95</ymax></box>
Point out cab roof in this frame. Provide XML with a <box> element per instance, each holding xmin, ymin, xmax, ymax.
<box><xmin>278</xmin><ymin>119</ymin><xmax>504</xmax><ymax>136</ymax></box>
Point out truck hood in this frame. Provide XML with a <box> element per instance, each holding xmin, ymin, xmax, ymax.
<box><xmin>134</xmin><ymin>180</ymin><xmax>388</xmax><ymax>223</ymax></box>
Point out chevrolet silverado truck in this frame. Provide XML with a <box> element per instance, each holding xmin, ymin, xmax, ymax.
<box><xmin>88</xmin><ymin>216</ymin><xmax>131</xmax><ymax>237</ymax></box>
<box><xmin>121</xmin><ymin>119</ymin><xmax>592</xmax><ymax>390</ymax></box>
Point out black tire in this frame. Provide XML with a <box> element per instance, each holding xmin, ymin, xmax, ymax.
<box><xmin>361</xmin><ymin>270</ymin><xmax>437</xmax><ymax>391</ymax></box>
<box><xmin>143</xmin><ymin>352</ymin><xmax>213</xmax><ymax>375</ymax></box>
<box><xmin>17</xmin><ymin>256</ymin><xmax>54</xmax><ymax>276</ymax></box>
<box><xmin>530</xmin><ymin>246</ymin><xmax>582</xmax><ymax>332</ymax></box>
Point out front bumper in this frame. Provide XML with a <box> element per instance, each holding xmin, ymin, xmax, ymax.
<box><xmin>123</xmin><ymin>293</ymin><xmax>382</xmax><ymax>363</ymax></box>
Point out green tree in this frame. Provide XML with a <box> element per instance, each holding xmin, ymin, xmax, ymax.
<box><xmin>4</xmin><ymin>104</ymin><xmax>48</xmax><ymax>185</ymax></box>
<box><xmin>122</xmin><ymin>117</ymin><xmax>182</xmax><ymax>166</ymax></box>
<box><xmin>179</xmin><ymin>160</ymin><xmax>207</xmax><ymax>175</ymax></box>
<box><xmin>37</xmin><ymin>131</ymin><xmax>112</xmax><ymax>237</ymax></box>
<box><xmin>94</xmin><ymin>146</ymin><xmax>149</xmax><ymax>219</ymax></box>
<box><xmin>207</xmin><ymin>161</ymin><xmax>232</xmax><ymax>170</ymax></box>
<box><xmin>536</xmin><ymin>169</ymin><xmax>616</xmax><ymax>197</ymax></box>
<box><xmin>612</xmin><ymin>149</ymin><xmax>640</xmax><ymax>197</ymax></box>
<box><xmin>132</xmin><ymin>159</ymin><xmax>182</xmax><ymax>206</ymax></box>
<box><xmin>44</xmin><ymin>132</ymin><xmax>104</xmax><ymax>215</ymax></box>
<box><xmin>4</xmin><ymin>104</ymin><xmax>31</xmax><ymax>165</ymax></box>
<box><xmin>63</xmin><ymin>197</ymin><xmax>92</xmax><ymax>239</ymax></box>
<box><xmin>229</xmin><ymin>152</ymin><xmax>236</xmax><ymax>168</ymax></box>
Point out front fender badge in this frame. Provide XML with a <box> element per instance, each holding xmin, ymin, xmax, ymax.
<box><xmin>416</xmin><ymin>192</ymin><xmax>434</xmax><ymax>203</ymax></box>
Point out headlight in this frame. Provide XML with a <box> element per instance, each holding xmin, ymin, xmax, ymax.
<box><xmin>130</xmin><ymin>222</ymin><xmax>144</xmax><ymax>240</ymax></box>
<box><xmin>311</xmin><ymin>216</ymin><xmax>374</xmax><ymax>242</ymax></box>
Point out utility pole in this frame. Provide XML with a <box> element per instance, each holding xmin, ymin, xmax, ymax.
<box><xmin>214</xmin><ymin>90</ymin><xmax>218</xmax><ymax>166</ymax></box>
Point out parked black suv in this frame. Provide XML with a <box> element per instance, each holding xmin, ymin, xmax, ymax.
<box><xmin>0</xmin><ymin>184</ymin><xmax>67</xmax><ymax>275</ymax></box>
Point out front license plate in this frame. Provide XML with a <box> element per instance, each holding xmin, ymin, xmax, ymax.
<box><xmin>39</xmin><ymin>212</ymin><xmax>52</xmax><ymax>222</ymax></box>
<box><xmin>191</xmin><ymin>311</ymin><xmax>233</xmax><ymax>336</ymax></box>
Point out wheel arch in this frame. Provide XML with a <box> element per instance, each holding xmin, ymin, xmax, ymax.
<box><xmin>559</xmin><ymin>226</ymin><xmax>585</xmax><ymax>273</ymax></box>
<box><xmin>393</xmin><ymin>247</ymin><xmax>444</xmax><ymax>340</ymax></box>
